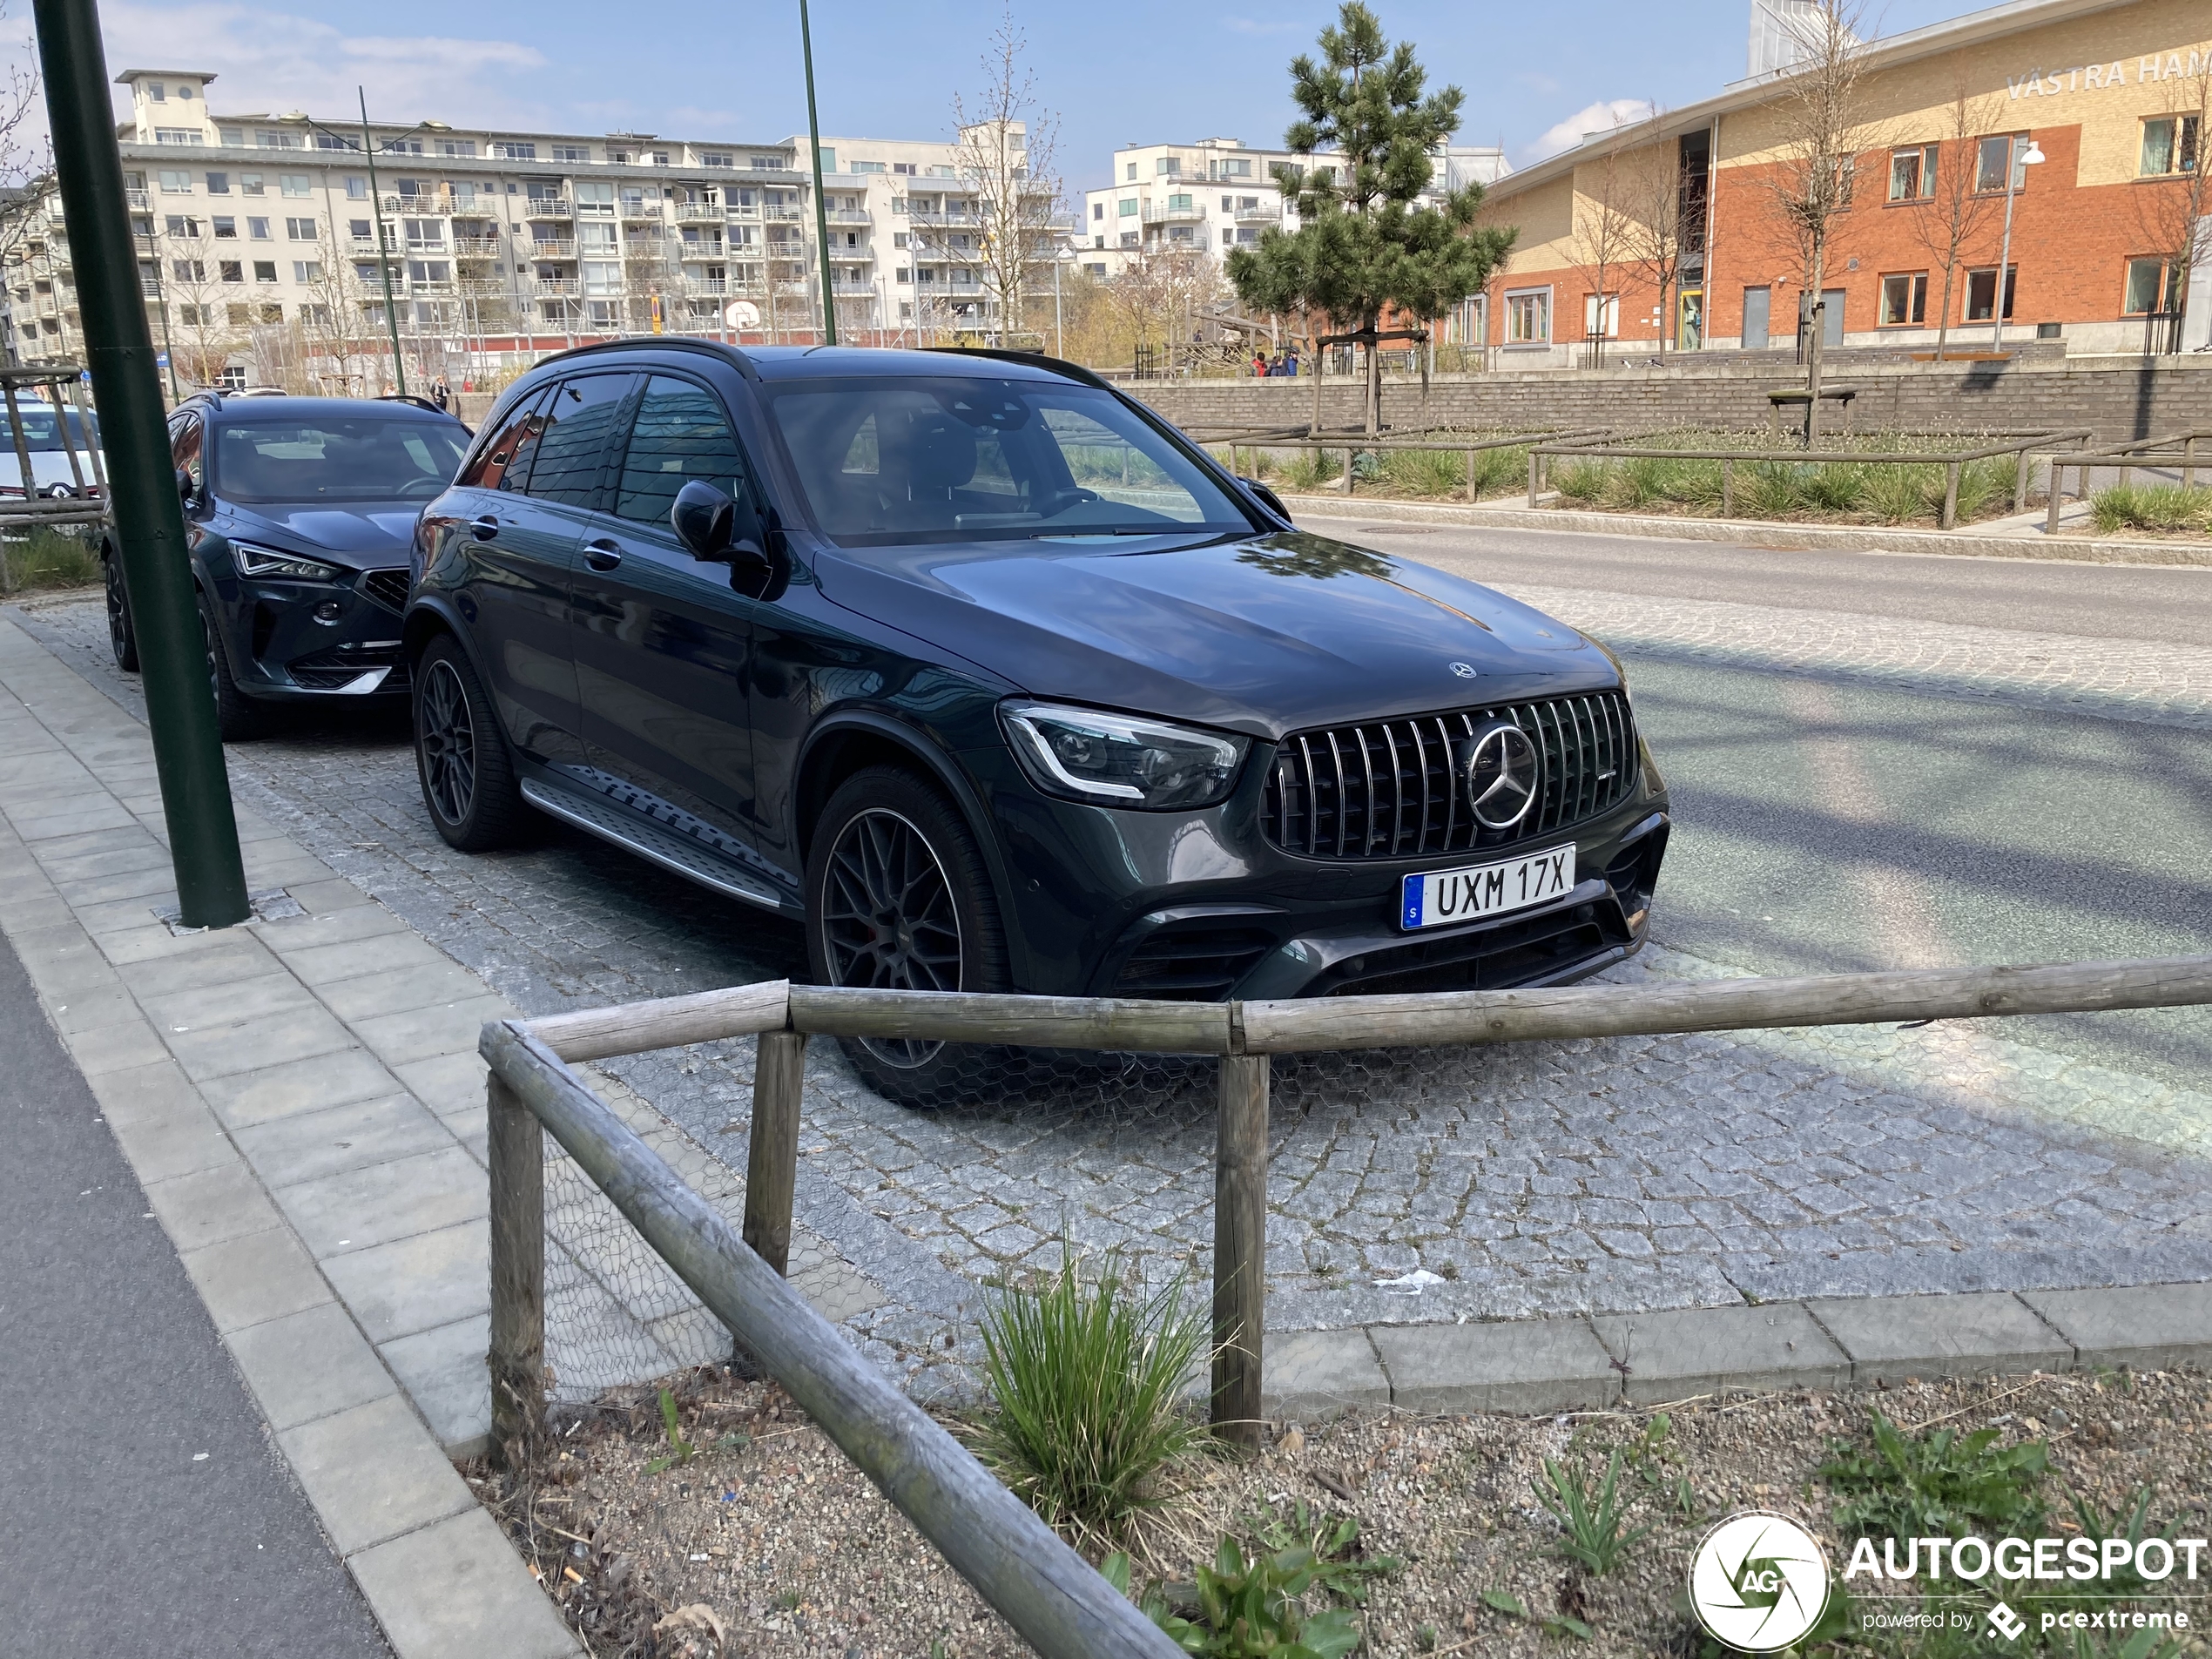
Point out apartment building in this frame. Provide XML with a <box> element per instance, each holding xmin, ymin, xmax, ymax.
<box><xmin>3</xmin><ymin>70</ymin><xmax>1041</xmax><ymax>390</ymax></box>
<box><xmin>1076</xmin><ymin>137</ymin><xmax>1509</xmax><ymax>277</ymax></box>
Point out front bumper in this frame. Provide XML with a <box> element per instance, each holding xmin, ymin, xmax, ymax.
<box><xmin>209</xmin><ymin>563</ymin><xmax>414</xmax><ymax>700</ymax></box>
<box><xmin>964</xmin><ymin>738</ymin><xmax>1671</xmax><ymax>1001</ymax></box>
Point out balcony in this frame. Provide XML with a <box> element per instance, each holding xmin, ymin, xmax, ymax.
<box><xmin>1233</xmin><ymin>203</ymin><xmax>1281</xmax><ymax>224</ymax></box>
<box><xmin>1143</xmin><ymin>200</ymin><xmax>1206</xmax><ymax>224</ymax></box>
<box><xmin>674</xmin><ymin>202</ymin><xmax>726</xmax><ymax>223</ymax></box>
<box><xmin>126</xmin><ymin>189</ymin><xmax>150</xmax><ymax>211</ymax></box>
<box><xmin>910</xmin><ymin>206</ymin><xmax>977</xmax><ymax>225</ymax></box>
<box><xmin>452</xmin><ymin>236</ymin><xmax>500</xmax><ymax>258</ymax></box>
<box><xmin>624</xmin><ymin>239</ymin><xmax>673</xmax><ymax>261</ymax></box>
<box><xmin>764</xmin><ymin>205</ymin><xmax>804</xmax><ymax>220</ymax></box>
<box><xmin>827</xmin><ymin>207</ymin><xmax>873</xmax><ymax>223</ymax></box>
<box><xmin>624</xmin><ymin>200</ymin><xmax>665</xmax><ymax>222</ymax></box>
<box><xmin>533</xmin><ymin>277</ymin><xmax>580</xmax><ymax>297</ymax></box>
<box><xmin>407</xmin><ymin>279</ymin><xmax>457</xmax><ymax>296</ymax></box>
<box><xmin>350</xmin><ymin>235</ymin><xmax>386</xmax><ymax>254</ymax></box>
<box><xmin>530</xmin><ymin>239</ymin><xmax>577</xmax><ymax>260</ymax></box>
<box><xmin>523</xmin><ymin>197</ymin><xmax>573</xmax><ymax>219</ymax></box>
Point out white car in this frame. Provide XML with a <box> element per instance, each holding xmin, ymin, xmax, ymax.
<box><xmin>0</xmin><ymin>404</ymin><xmax>104</xmax><ymax>498</ymax></box>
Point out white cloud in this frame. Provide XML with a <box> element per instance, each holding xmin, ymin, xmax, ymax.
<box><xmin>1220</xmin><ymin>15</ymin><xmax>1309</xmax><ymax>34</ymax></box>
<box><xmin>99</xmin><ymin>3</ymin><xmax>550</xmax><ymax>129</ymax></box>
<box><xmin>1521</xmin><ymin>97</ymin><xmax>1656</xmax><ymax>165</ymax></box>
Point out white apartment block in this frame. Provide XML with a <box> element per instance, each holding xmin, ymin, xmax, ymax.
<box><xmin>3</xmin><ymin>68</ymin><xmax>1032</xmax><ymax>390</ymax></box>
<box><xmin>1077</xmin><ymin>137</ymin><xmax>1509</xmax><ymax>277</ymax></box>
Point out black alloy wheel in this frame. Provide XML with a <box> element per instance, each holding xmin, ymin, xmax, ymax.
<box><xmin>196</xmin><ymin>589</ymin><xmax>266</xmax><ymax>741</ymax></box>
<box><xmin>412</xmin><ymin>634</ymin><xmax>524</xmax><ymax>851</ymax></box>
<box><xmin>806</xmin><ymin>766</ymin><xmax>1009</xmax><ymax>1105</ymax></box>
<box><xmin>104</xmin><ymin>550</ymin><xmax>138</xmax><ymax>671</ymax></box>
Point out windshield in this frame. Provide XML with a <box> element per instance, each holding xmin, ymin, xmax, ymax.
<box><xmin>0</xmin><ymin>406</ymin><xmax>99</xmax><ymax>450</ymax></box>
<box><xmin>760</xmin><ymin>376</ymin><xmax>1255</xmax><ymax>547</ymax></box>
<box><xmin>212</xmin><ymin>416</ymin><xmax>470</xmax><ymax>503</ymax></box>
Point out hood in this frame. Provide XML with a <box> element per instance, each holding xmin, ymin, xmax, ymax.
<box><xmin>222</xmin><ymin>502</ymin><xmax>420</xmax><ymax>563</ymax></box>
<box><xmin>812</xmin><ymin>529</ymin><xmax>1618</xmax><ymax>738</ymax></box>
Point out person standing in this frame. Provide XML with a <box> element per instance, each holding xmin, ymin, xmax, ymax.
<box><xmin>429</xmin><ymin>374</ymin><xmax>451</xmax><ymax>413</ymax></box>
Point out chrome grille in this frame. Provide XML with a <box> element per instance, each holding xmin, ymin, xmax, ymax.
<box><xmin>1264</xmin><ymin>691</ymin><xmax>1637</xmax><ymax>860</ymax></box>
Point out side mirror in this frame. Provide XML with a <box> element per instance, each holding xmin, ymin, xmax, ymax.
<box><xmin>1240</xmin><ymin>476</ymin><xmax>1291</xmax><ymax>524</ymax></box>
<box><xmin>176</xmin><ymin>468</ymin><xmax>195</xmax><ymax>505</ymax></box>
<box><xmin>671</xmin><ymin>478</ymin><xmax>734</xmax><ymax>559</ymax></box>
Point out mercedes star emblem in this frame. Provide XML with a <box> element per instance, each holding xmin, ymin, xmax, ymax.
<box><xmin>1448</xmin><ymin>661</ymin><xmax>1478</xmax><ymax>678</ymax></box>
<box><xmin>1463</xmin><ymin>720</ymin><xmax>1541</xmax><ymax>830</ymax></box>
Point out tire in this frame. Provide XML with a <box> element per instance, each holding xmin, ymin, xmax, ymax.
<box><xmin>197</xmin><ymin>588</ymin><xmax>268</xmax><ymax>741</ymax></box>
<box><xmin>412</xmin><ymin>632</ymin><xmax>526</xmax><ymax>851</ymax></box>
<box><xmin>805</xmin><ymin>765</ymin><xmax>1010</xmax><ymax>1109</ymax></box>
<box><xmin>104</xmin><ymin>548</ymin><xmax>138</xmax><ymax>672</ymax></box>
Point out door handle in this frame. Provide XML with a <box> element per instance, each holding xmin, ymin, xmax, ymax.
<box><xmin>583</xmin><ymin>538</ymin><xmax>623</xmax><ymax>572</ymax></box>
<box><xmin>469</xmin><ymin>513</ymin><xmax>499</xmax><ymax>541</ymax></box>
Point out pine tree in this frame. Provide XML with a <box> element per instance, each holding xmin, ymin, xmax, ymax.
<box><xmin>1227</xmin><ymin>2</ymin><xmax>1514</xmax><ymax>434</ymax></box>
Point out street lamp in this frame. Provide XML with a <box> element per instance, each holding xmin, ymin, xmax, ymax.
<box><xmin>1052</xmin><ymin>233</ymin><xmax>1076</xmax><ymax>358</ymax></box>
<box><xmin>1989</xmin><ymin>136</ymin><xmax>2044</xmax><ymax>350</ymax></box>
<box><xmin>282</xmin><ymin>104</ymin><xmax>451</xmax><ymax>395</ymax></box>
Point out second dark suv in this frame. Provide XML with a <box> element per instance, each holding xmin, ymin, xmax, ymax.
<box><xmin>105</xmin><ymin>392</ymin><xmax>471</xmax><ymax>737</ymax></box>
<box><xmin>408</xmin><ymin>341</ymin><xmax>1669</xmax><ymax>1105</ymax></box>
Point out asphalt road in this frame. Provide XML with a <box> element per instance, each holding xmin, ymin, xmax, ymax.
<box><xmin>1305</xmin><ymin>516</ymin><xmax>2212</xmax><ymax>1094</ymax></box>
<box><xmin>0</xmin><ymin>929</ymin><xmax>391</xmax><ymax>1658</ymax></box>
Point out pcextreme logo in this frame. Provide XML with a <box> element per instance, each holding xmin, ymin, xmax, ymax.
<box><xmin>1688</xmin><ymin>1512</ymin><xmax>1833</xmax><ymax>1653</ymax></box>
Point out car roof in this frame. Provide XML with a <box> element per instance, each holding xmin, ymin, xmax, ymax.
<box><xmin>194</xmin><ymin>395</ymin><xmax>466</xmax><ymax>424</ymax></box>
<box><xmin>515</xmin><ymin>337</ymin><xmax>1095</xmax><ymax>389</ymax></box>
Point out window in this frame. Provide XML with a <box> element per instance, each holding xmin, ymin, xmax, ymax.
<box><xmin>248</xmin><ymin>218</ymin><xmax>272</xmax><ymax>239</ymax></box>
<box><xmin>1167</xmin><ymin>192</ymin><xmax>1192</xmax><ymax>212</ymax></box>
<box><xmin>381</xmin><ymin>138</ymin><xmax>423</xmax><ymax>155</ymax></box>
<box><xmin>849</xmin><ymin>158</ymin><xmax>886</xmax><ymax>173</ymax></box>
<box><xmin>164</xmin><ymin>214</ymin><xmax>202</xmax><ymax>238</ymax></box>
<box><xmin>259</xmin><ymin>303</ymin><xmax>282</xmax><ymax>323</ymax></box>
<box><xmin>348</xmin><ymin>219</ymin><xmax>372</xmax><ymax>241</ymax></box>
<box><xmin>215</xmin><ymin>415</ymin><xmax>470</xmax><ymax>502</ymax></box>
<box><xmin>293</xmin><ymin>260</ymin><xmax>321</xmax><ymax>283</ymax></box>
<box><xmin>751</xmin><ymin>156</ymin><xmax>783</xmax><ymax>171</ymax></box>
<box><xmin>226</xmin><ymin>303</ymin><xmax>252</xmax><ymax>325</ymax></box>
<box><xmin>286</xmin><ymin>217</ymin><xmax>317</xmax><ymax>240</ymax></box>
<box><xmin>1879</xmin><ymin>272</ymin><xmax>1929</xmax><ymax>324</ymax></box>
<box><xmin>1156</xmin><ymin>157</ymin><xmax>1180</xmax><ymax>176</ymax></box>
<box><xmin>306</xmin><ymin>304</ymin><xmax>330</xmax><ymax>325</ymax></box>
<box><xmin>1506</xmin><ymin>289</ymin><xmax>1551</xmax><ymax>344</ymax></box>
<box><xmin>524</xmin><ymin>375</ymin><xmax>634</xmax><ymax>506</ymax></box>
<box><xmin>219</xmin><ymin>261</ymin><xmax>243</xmax><ymax>283</ymax></box>
<box><xmin>1117</xmin><ymin>198</ymin><xmax>1138</xmax><ymax>217</ymax></box>
<box><xmin>280</xmin><ymin>174</ymin><xmax>311</xmax><ymax>198</ymax></box>
<box><xmin>212</xmin><ymin>216</ymin><xmax>236</xmax><ymax>238</ymax></box>
<box><xmin>491</xmin><ymin>142</ymin><xmax>537</xmax><ymax>160</ymax></box>
<box><xmin>1975</xmin><ymin>134</ymin><xmax>2023</xmax><ymax>192</ymax></box>
<box><xmin>2140</xmin><ymin>115</ymin><xmax>2202</xmax><ymax>177</ymax></box>
<box><xmin>895</xmin><ymin>266</ymin><xmax>911</xmax><ymax>282</ymax></box>
<box><xmin>314</xmin><ymin>133</ymin><xmax>352</xmax><ymax>152</ymax></box>
<box><xmin>155</xmin><ymin>129</ymin><xmax>204</xmax><ymax>146</ymax></box>
<box><xmin>220</xmin><ymin>127</ymin><xmax>243</xmax><ymax>148</ymax></box>
<box><xmin>703</xmin><ymin>152</ymin><xmax>733</xmax><ymax>168</ymax></box>
<box><xmin>440</xmin><ymin>139</ymin><xmax>478</xmax><ymax>158</ymax></box>
<box><xmin>345</xmin><ymin>176</ymin><xmax>368</xmax><ymax>200</ymax></box>
<box><xmin>179</xmin><ymin>304</ymin><xmax>204</xmax><ymax>325</ymax></box>
<box><xmin>894</xmin><ymin>161</ymin><xmax>916</xmax><ymax>175</ymax></box>
<box><xmin>1888</xmin><ymin>144</ymin><xmax>1938</xmax><ymax>200</ymax></box>
<box><xmin>1964</xmin><ymin>265</ymin><xmax>2016</xmax><ymax>320</ymax></box>
<box><xmin>1583</xmin><ymin>293</ymin><xmax>1619</xmax><ymax>339</ymax></box>
<box><xmin>147</xmin><ymin>81</ymin><xmax>165</xmax><ymax>101</ymax></box>
<box><xmin>253</xmin><ymin>260</ymin><xmax>277</xmax><ymax>282</ymax></box>
<box><xmin>170</xmin><ymin>259</ymin><xmax>205</xmax><ymax>282</ymax></box>
<box><xmin>240</xmin><ymin>173</ymin><xmax>266</xmax><ymax>196</ymax></box>
<box><xmin>205</xmin><ymin>172</ymin><xmax>230</xmax><ymax>194</ymax></box>
<box><xmin>158</xmin><ymin>170</ymin><xmax>192</xmax><ymax>192</ymax></box>
<box><xmin>1091</xmin><ymin>202</ymin><xmax>1104</xmax><ymax>221</ymax></box>
<box><xmin>551</xmin><ymin>145</ymin><xmax>589</xmax><ymax>163</ymax></box>
<box><xmin>257</xmin><ymin>130</ymin><xmax>304</xmax><ymax>149</ymax></box>
<box><xmin>2122</xmin><ymin>256</ymin><xmax>2182</xmax><ymax>314</ymax></box>
<box><xmin>614</xmin><ymin>376</ymin><xmax>749</xmax><ymax>524</ymax></box>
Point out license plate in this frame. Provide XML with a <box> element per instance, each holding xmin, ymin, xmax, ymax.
<box><xmin>1400</xmin><ymin>846</ymin><xmax>1576</xmax><ymax>931</ymax></box>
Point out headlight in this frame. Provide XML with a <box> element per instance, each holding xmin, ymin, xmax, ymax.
<box><xmin>1001</xmin><ymin>701</ymin><xmax>1248</xmax><ymax>812</ymax></box>
<box><xmin>233</xmin><ymin>542</ymin><xmax>341</xmax><ymax>582</ymax></box>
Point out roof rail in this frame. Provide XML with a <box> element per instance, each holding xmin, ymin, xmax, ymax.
<box><xmin>525</xmin><ymin>334</ymin><xmax>759</xmax><ymax>381</ymax></box>
<box><xmin>923</xmin><ymin>345</ymin><xmax>1113</xmax><ymax>392</ymax></box>
<box><xmin>376</xmin><ymin>394</ymin><xmax>447</xmax><ymax>414</ymax></box>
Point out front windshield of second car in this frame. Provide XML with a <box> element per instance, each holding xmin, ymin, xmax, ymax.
<box><xmin>213</xmin><ymin>417</ymin><xmax>470</xmax><ymax>503</ymax></box>
<box><xmin>761</xmin><ymin>375</ymin><xmax>1256</xmax><ymax>547</ymax></box>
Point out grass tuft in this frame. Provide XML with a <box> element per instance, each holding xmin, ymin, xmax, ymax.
<box><xmin>1534</xmin><ymin>1448</ymin><xmax>1652</xmax><ymax>1576</ymax></box>
<box><xmin>2090</xmin><ymin>482</ymin><xmax>2212</xmax><ymax>535</ymax></box>
<box><xmin>2</xmin><ymin>527</ymin><xmax>101</xmax><ymax>591</ymax></box>
<box><xmin>1819</xmin><ymin>1405</ymin><xmax>2047</xmax><ymax>1540</ymax></box>
<box><xmin>973</xmin><ymin>1247</ymin><xmax>1211</xmax><ymax>1547</ymax></box>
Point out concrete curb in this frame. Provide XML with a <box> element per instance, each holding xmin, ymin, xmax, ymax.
<box><xmin>1271</xmin><ymin>491</ymin><xmax>2212</xmax><ymax>566</ymax></box>
<box><xmin>1261</xmin><ymin>1285</ymin><xmax>2212</xmax><ymax>1422</ymax></box>
<box><xmin>0</xmin><ymin>612</ymin><xmax>578</xmax><ymax>1659</ymax></box>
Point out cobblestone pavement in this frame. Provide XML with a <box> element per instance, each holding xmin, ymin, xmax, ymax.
<box><xmin>12</xmin><ymin>583</ymin><xmax>2210</xmax><ymax>1402</ymax></box>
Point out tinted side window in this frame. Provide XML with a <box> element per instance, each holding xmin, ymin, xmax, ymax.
<box><xmin>455</xmin><ymin>385</ymin><xmax>552</xmax><ymax>493</ymax></box>
<box><xmin>522</xmin><ymin>374</ymin><xmax>635</xmax><ymax>509</ymax></box>
<box><xmin>172</xmin><ymin>415</ymin><xmax>204</xmax><ymax>493</ymax></box>
<box><xmin>613</xmin><ymin>375</ymin><xmax>749</xmax><ymax>525</ymax></box>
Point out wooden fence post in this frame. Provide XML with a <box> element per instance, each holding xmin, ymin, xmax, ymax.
<box><xmin>1211</xmin><ymin>1053</ymin><xmax>1269</xmax><ymax>1450</ymax></box>
<box><xmin>1721</xmin><ymin>457</ymin><xmax>1734</xmax><ymax>517</ymax></box>
<box><xmin>487</xmin><ymin>1067</ymin><xmax>545</xmax><ymax>1467</ymax></box>
<box><xmin>2047</xmin><ymin>460</ymin><xmax>2065</xmax><ymax>533</ymax></box>
<box><xmin>1941</xmin><ymin>460</ymin><xmax>1960</xmax><ymax>529</ymax></box>
<box><xmin>2013</xmin><ymin>447</ymin><xmax>2033</xmax><ymax>515</ymax></box>
<box><xmin>1527</xmin><ymin>449</ymin><xmax>1540</xmax><ymax>508</ymax></box>
<box><xmin>1466</xmin><ymin>447</ymin><xmax>1477</xmax><ymax>502</ymax></box>
<box><xmin>743</xmin><ymin>1029</ymin><xmax>807</xmax><ymax>1275</ymax></box>
<box><xmin>1340</xmin><ymin>448</ymin><xmax>1354</xmax><ymax>496</ymax></box>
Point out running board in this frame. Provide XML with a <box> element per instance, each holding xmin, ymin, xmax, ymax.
<box><xmin>520</xmin><ymin>779</ymin><xmax>792</xmax><ymax>914</ymax></box>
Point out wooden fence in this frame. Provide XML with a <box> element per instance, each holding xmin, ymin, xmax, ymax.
<box><xmin>2044</xmin><ymin>428</ymin><xmax>2211</xmax><ymax>531</ymax></box>
<box><xmin>480</xmin><ymin>953</ymin><xmax>2212</xmax><ymax>1656</ymax></box>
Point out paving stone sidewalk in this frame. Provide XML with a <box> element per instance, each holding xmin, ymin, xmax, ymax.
<box><xmin>8</xmin><ymin>591</ymin><xmax>2209</xmax><ymax>1415</ymax></box>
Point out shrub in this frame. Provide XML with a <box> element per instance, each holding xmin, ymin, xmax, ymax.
<box><xmin>1378</xmin><ymin>448</ymin><xmax>1463</xmax><ymax>498</ymax></box>
<box><xmin>1737</xmin><ymin>459</ymin><xmax>1806</xmax><ymax>519</ymax></box>
<box><xmin>973</xmin><ymin>1248</ymin><xmax>1210</xmax><ymax>1546</ymax></box>
<box><xmin>1550</xmin><ymin>458</ymin><xmax>1610</xmax><ymax>504</ymax></box>
<box><xmin>2090</xmin><ymin>482</ymin><xmax>2212</xmax><ymax>535</ymax></box>
<box><xmin>1277</xmin><ymin>448</ymin><xmax>1339</xmax><ymax>491</ymax></box>
<box><xmin>1799</xmin><ymin>462</ymin><xmax>1868</xmax><ymax>515</ymax></box>
<box><xmin>1467</xmin><ymin>444</ymin><xmax>1528</xmax><ymax>499</ymax></box>
<box><xmin>1863</xmin><ymin>462</ymin><xmax>1937</xmax><ymax>524</ymax></box>
<box><xmin>2</xmin><ymin>527</ymin><xmax>100</xmax><ymax>591</ymax></box>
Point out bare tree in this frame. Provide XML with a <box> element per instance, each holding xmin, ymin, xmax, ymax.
<box><xmin>1897</xmin><ymin>62</ymin><xmax>2002</xmax><ymax>360</ymax></box>
<box><xmin>1620</xmin><ymin>113</ymin><xmax>1703</xmax><ymax>354</ymax></box>
<box><xmin>156</xmin><ymin>229</ymin><xmax>246</xmax><ymax>388</ymax></box>
<box><xmin>2127</xmin><ymin>57</ymin><xmax>2211</xmax><ymax>354</ymax></box>
<box><xmin>1756</xmin><ymin>0</ymin><xmax>1879</xmax><ymax>441</ymax></box>
<box><xmin>1569</xmin><ymin>137</ymin><xmax>1639</xmax><ymax>366</ymax></box>
<box><xmin>0</xmin><ymin>0</ymin><xmax>51</xmax><ymax>292</ymax></box>
<box><xmin>1103</xmin><ymin>245</ymin><xmax>1224</xmax><ymax>374</ymax></box>
<box><xmin>943</xmin><ymin>6</ymin><xmax>1062</xmax><ymax>344</ymax></box>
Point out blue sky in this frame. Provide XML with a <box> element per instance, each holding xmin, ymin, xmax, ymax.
<box><xmin>88</xmin><ymin>0</ymin><xmax>1979</xmax><ymax>186</ymax></box>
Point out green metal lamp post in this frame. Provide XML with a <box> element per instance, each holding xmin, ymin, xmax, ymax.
<box><xmin>799</xmin><ymin>0</ymin><xmax>837</xmax><ymax>346</ymax></box>
<box><xmin>357</xmin><ymin>91</ymin><xmax>409</xmax><ymax>395</ymax></box>
<box><xmin>31</xmin><ymin>0</ymin><xmax>248</xmax><ymax>927</ymax></box>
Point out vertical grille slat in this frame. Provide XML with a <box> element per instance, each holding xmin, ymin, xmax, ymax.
<box><xmin>1262</xmin><ymin>690</ymin><xmax>1638</xmax><ymax>860</ymax></box>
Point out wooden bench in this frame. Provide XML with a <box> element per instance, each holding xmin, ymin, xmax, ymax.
<box><xmin>1767</xmin><ymin>386</ymin><xmax>1860</xmax><ymax>438</ymax></box>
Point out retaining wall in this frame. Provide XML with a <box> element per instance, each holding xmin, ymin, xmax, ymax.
<box><xmin>1129</xmin><ymin>354</ymin><xmax>2212</xmax><ymax>448</ymax></box>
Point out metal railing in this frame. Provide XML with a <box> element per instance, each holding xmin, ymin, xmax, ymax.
<box><xmin>1203</xmin><ymin>427</ymin><xmax>1613</xmax><ymax>502</ymax></box>
<box><xmin>1526</xmin><ymin>428</ymin><xmax>2091</xmax><ymax>529</ymax></box>
<box><xmin>2044</xmin><ymin>428</ymin><xmax>2210</xmax><ymax>531</ymax></box>
<box><xmin>523</xmin><ymin>197</ymin><xmax>574</xmax><ymax>219</ymax></box>
<box><xmin>0</xmin><ymin>364</ymin><xmax>109</xmax><ymax>595</ymax></box>
<box><xmin>481</xmin><ymin>952</ymin><xmax>2212</xmax><ymax>1659</ymax></box>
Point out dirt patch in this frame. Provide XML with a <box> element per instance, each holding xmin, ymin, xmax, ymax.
<box><xmin>471</xmin><ymin>1364</ymin><xmax>2212</xmax><ymax>1657</ymax></box>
